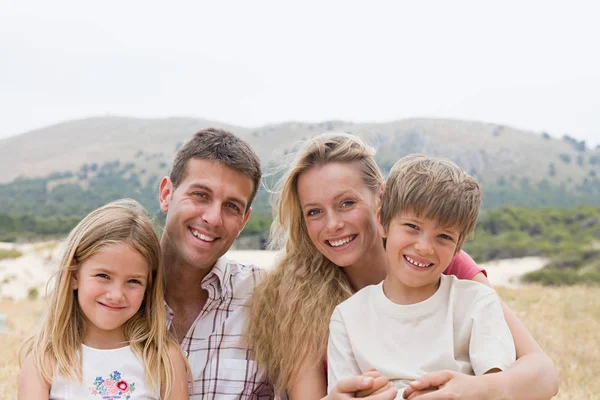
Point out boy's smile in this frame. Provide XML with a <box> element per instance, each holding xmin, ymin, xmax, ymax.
<box><xmin>404</xmin><ymin>254</ymin><xmax>434</xmax><ymax>269</ymax></box>
<box><xmin>379</xmin><ymin>210</ymin><xmax>461</xmax><ymax>304</ymax></box>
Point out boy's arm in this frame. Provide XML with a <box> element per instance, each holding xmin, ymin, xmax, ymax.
<box><xmin>469</xmin><ymin>292</ymin><xmax>516</xmax><ymax>375</ymax></box>
<box><xmin>404</xmin><ymin>273</ymin><xmax>559</xmax><ymax>400</ymax></box>
<box><xmin>18</xmin><ymin>353</ymin><xmax>51</xmax><ymax>400</ymax></box>
<box><xmin>327</xmin><ymin>307</ymin><xmax>363</xmax><ymax>392</ymax></box>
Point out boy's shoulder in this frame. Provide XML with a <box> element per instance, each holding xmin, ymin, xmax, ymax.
<box><xmin>336</xmin><ymin>282</ymin><xmax>380</xmax><ymax>314</ymax></box>
<box><xmin>442</xmin><ymin>274</ymin><xmax>500</xmax><ymax>312</ymax></box>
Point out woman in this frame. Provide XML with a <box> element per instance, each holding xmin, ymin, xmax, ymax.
<box><xmin>247</xmin><ymin>133</ymin><xmax>558</xmax><ymax>399</ymax></box>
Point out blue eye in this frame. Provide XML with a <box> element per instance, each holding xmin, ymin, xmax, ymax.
<box><xmin>225</xmin><ymin>203</ymin><xmax>241</xmax><ymax>212</ymax></box>
<box><xmin>306</xmin><ymin>209</ymin><xmax>321</xmax><ymax>217</ymax></box>
<box><xmin>341</xmin><ymin>200</ymin><xmax>355</xmax><ymax>208</ymax></box>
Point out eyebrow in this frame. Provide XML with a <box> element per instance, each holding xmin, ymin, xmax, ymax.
<box><xmin>188</xmin><ymin>183</ymin><xmax>248</xmax><ymax>210</ymax></box>
<box><xmin>399</xmin><ymin>216</ymin><xmax>459</xmax><ymax>233</ymax></box>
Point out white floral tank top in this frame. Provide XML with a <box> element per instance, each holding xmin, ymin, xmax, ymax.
<box><xmin>50</xmin><ymin>344</ymin><xmax>159</xmax><ymax>400</ymax></box>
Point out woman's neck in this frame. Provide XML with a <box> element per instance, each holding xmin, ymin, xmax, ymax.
<box><xmin>342</xmin><ymin>239</ymin><xmax>388</xmax><ymax>292</ymax></box>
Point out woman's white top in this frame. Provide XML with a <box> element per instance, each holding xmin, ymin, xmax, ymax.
<box><xmin>50</xmin><ymin>344</ymin><xmax>159</xmax><ymax>400</ymax></box>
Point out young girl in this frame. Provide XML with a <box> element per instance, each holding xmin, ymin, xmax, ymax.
<box><xmin>18</xmin><ymin>199</ymin><xmax>189</xmax><ymax>400</ymax></box>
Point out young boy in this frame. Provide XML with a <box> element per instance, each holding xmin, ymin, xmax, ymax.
<box><xmin>327</xmin><ymin>154</ymin><xmax>516</xmax><ymax>397</ymax></box>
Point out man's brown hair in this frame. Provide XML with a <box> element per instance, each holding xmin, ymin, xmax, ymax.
<box><xmin>379</xmin><ymin>154</ymin><xmax>482</xmax><ymax>251</ymax></box>
<box><xmin>170</xmin><ymin>128</ymin><xmax>262</xmax><ymax>210</ymax></box>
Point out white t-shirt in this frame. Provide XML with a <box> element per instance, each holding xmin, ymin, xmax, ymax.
<box><xmin>327</xmin><ymin>275</ymin><xmax>516</xmax><ymax>397</ymax></box>
<box><xmin>50</xmin><ymin>344</ymin><xmax>159</xmax><ymax>400</ymax></box>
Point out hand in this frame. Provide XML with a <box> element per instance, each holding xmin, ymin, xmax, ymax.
<box><xmin>402</xmin><ymin>370</ymin><xmax>483</xmax><ymax>400</ymax></box>
<box><xmin>355</xmin><ymin>370</ymin><xmax>391</xmax><ymax>397</ymax></box>
<box><xmin>326</xmin><ymin>374</ymin><xmax>398</xmax><ymax>400</ymax></box>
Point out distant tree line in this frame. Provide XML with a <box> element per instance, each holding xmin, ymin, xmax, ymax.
<box><xmin>463</xmin><ymin>206</ymin><xmax>600</xmax><ymax>286</ymax></box>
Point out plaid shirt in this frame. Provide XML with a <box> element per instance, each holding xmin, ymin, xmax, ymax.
<box><xmin>166</xmin><ymin>256</ymin><xmax>274</xmax><ymax>399</ymax></box>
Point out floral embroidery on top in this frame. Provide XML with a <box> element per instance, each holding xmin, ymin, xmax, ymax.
<box><xmin>89</xmin><ymin>370</ymin><xmax>136</xmax><ymax>399</ymax></box>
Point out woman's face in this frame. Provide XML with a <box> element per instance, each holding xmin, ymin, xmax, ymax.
<box><xmin>297</xmin><ymin>162</ymin><xmax>380</xmax><ymax>268</ymax></box>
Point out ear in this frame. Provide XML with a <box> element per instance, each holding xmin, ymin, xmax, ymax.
<box><xmin>237</xmin><ymin>207</ymin><xmax>253</xmax><ymax>238</ymax></box>
<box><xmin>71</xmin><ymin>270</ymin><xmax>79</xmax><ymax>290</ymax></box>
<box><xmin>376</xmin><ymin>207</ymin><xmax>386</xmax><ymax>238</ymax></box>
<box><xmin>159</xmin><ymin>176</ymin><xmax>173</xmax><ymax>213</ymax></box>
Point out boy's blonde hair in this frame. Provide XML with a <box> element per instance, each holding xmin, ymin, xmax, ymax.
<box><xmin>21</xmin><ymin>199</ymin><xmax>179</xmax><ymax>397</ymax></box>
<box><xmin>246</xmin><ymin>133</ymin><xmax>383</xmax><ymax>395</ymax></box>
<box><xmin>379</xmin><ymin>154</ymin><xmax>482</xmax><ymax>250</ymax></box>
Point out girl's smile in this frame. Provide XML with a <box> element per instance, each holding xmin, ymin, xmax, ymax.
<box><xmin>72</xmin><ymin>242</ymin><xmax>149</xmax><ymax>348</ymax></box>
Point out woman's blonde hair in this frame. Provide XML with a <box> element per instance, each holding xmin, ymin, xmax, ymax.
<box><xmin>21</xmin><ymin>199</ymin><xmax>179</xmax><ymax>397</ymax></box>
<box><xmin>246</xmin><ymin>133</ymin><xmax>383</xmax><ymax>395</ymax></box>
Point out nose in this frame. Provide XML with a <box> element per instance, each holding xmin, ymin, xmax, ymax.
<box><xmin>201</xmin><ymin>202</ymin><xmax>223</xmax><ymax>227</ymax></box>
<box><xmin>106</xmin><ymin>283</ymin><xmax>125</xmax><ymax>303</ymax></box>
<box><xmin>325</xmin><ymin>211</ymin><xmax>344</xmax><ymax>232</ymax></box>
<box><xmin>414</xmin><ymin>234</ymin><xmax>434</xmax><ymax>255</ymax></box>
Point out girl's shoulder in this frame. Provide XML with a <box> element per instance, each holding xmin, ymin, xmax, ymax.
<box><xmin>18</xmin><ymin>351</ymin><xmax>53</xmax><ymax>399</ymax></box>
<box><xmin>161</xmin><ymin>342</ymin><xmax>190</xmax><ymax>400</ymax></box>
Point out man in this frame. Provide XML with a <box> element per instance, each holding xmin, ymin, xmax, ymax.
<box><xmin>159</xmin><ymin>128</ymin><xmax>274</xmax><ymax>398</ymax></box>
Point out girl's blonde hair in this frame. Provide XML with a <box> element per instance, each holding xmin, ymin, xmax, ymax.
<box><xmin>21</xmin><ymin>199</ymin><xmax>179</xmax><ymax>397</ymax></box>
<box><xmin>246</xmin><ymin>133</ymin><xmax>383</xmax><ymax>395</ymax></box>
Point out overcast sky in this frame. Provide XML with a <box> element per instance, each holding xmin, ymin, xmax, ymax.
<box><xmin>1</xmin><ymin>0</ymin><xmax>599</xmax><ymax>146</ymax></box>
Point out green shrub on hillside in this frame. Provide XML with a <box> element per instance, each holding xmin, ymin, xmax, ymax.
<box><xmin>522</xmin><ymin>267</ymin><xmax>600</xmax><ymax>286</ymax></box>
<box><xmin>0</xmin><ymin>249</ymin><xmax>22</xmax><ymax>260</ymax></box>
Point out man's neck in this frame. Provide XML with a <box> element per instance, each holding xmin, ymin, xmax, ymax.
<box><xmin>162</xmin><ymin>250</ymin><xmax>216</xmax><ymax>344</ymax></box>
<box><xmin>162</xmin><ymin>244</ymin><xmax>216</xmax><ymax>308</ymax></box>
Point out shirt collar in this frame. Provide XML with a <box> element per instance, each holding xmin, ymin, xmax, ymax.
<box><xmin>201</xmin><ymin>255</ymin><xmax>231</xmax><ymax>298</ymax></box>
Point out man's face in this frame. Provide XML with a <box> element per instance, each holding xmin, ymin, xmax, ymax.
<box><xmin>159</xmin><ymin>158</ymin><xmax>254</xmax><ymax>271</ymax></box>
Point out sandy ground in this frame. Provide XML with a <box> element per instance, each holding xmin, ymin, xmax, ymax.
<box><xmin>0</xmin><ymin>243</ymin><xmax>546</xmax><ymax>300</ymax></box>
<box><xmin>0</xmin><ymin>241</ymin><xmax>64</xmax><ymax>300</ymax></box>
<box><xmin>479</xmin><ymin>256</ymin><xmax>548</xmax><ymax>287</ymax></box>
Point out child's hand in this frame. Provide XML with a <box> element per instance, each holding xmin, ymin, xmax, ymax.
<box><xmin>355</xmin><ymin>370</ymin><xmax>392</xmax><ymax>397</ymax></box>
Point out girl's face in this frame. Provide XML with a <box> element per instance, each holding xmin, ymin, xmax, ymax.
<box><xmin>72</xmin><ymin>242</ymin><xmax>149</xmax><ymax>347</ymax></box>
<box><xmin>297</xmin><ymin>162</ymin><xmax>380</xmax><ymax>268</ymax></box>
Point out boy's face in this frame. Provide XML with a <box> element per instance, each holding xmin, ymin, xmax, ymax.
<box><xmin>378</xmin><ymin>209</ymin><xmax>461</xmax><ymax>294</ymax></box>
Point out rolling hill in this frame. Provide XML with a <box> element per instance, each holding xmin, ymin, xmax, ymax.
<box><xmin>1</xmin><ymin>116</ymin><xmax>599</xmax><ymax>223</ymax></box>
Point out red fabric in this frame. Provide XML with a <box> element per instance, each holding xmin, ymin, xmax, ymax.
<box><xmin>443</xmin><ymin>250</ymin><xmax>487</xmax><ymax>280</ymax></box>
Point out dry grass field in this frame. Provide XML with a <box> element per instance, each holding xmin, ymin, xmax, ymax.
<box><xmin>0</xmin><ymin>285</ymin><xmax>597</xmax><ymax>399</ymax></box>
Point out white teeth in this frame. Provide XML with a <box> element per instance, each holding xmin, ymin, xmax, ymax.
<box><xmin>405</xmin><ymin>255</ymin><xmax>431</xmax><ymax>268</ymax></box>
<box><xmin>191</xmin><ymin>229</ymin><xmax>216</xmax><ymax>242</ymax></box>
<box><xmin>328</xmin><ymin>236</ymin><xmax>354</xmax><ymax>247</ymax></box>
